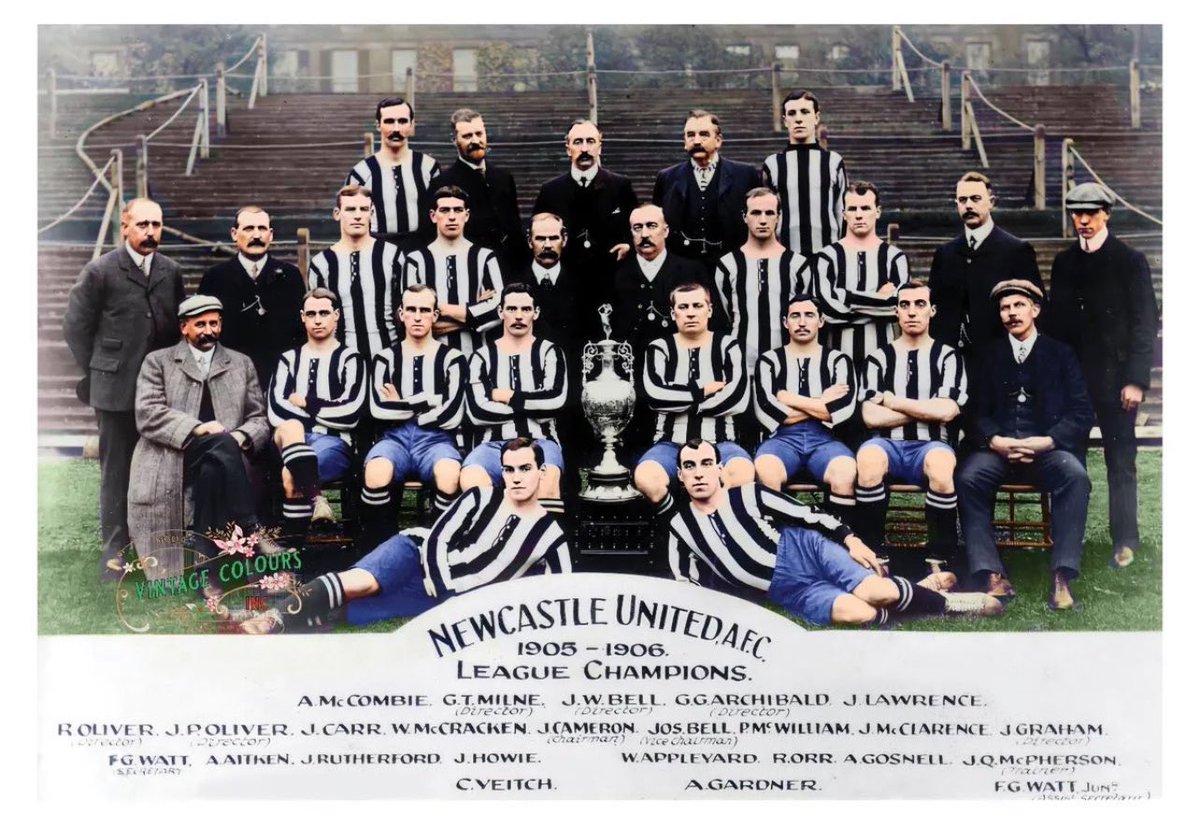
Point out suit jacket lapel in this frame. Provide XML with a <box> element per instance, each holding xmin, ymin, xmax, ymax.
<box><xmin>174</xmin><ymin>341</ymin><xmax>205</xmax><ymax>384</ymax></box>
<box><xmin>715</xmin><ymin>160</ymin><xmax>732</xmax><ymax>199</ymax></box>
<box><xmin>121</xmin><ymin>250</ymin><xmax>149</xmax><ymax>290</ymax></box>
<box><xmin>207</xmin><ymin>345</ymin><xmax>233</xmax><ymax>380</ymax></box>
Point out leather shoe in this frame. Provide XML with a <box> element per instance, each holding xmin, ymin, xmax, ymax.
<box><xmin>984</xmin><ymin>572</ymin><xmax>1016</xmax><ymax>599</ymax></box>
<box><xmin>311</xmin><ymin>494</ymin><xmax>336</xmax><ymax>524</ymax></box>
<box><xmin>1110</xmin><ymin>546</ymin><xmax>1135</xmax><ymax>569</ymax></box>
<box><xmin>1048</xmin><ymin>570</ymin><xmax>1075</xmax><ymax>611</ymax></box>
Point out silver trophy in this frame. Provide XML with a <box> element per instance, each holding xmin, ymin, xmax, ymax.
<box><xmin>579</xmin><ymin>304</ymin><xmax>640</xmax><ymax>502</ymax></box>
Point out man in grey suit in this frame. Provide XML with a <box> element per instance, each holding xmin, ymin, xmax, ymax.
<box><xmin>62</xmin><ymin>198</ymin><xmax>185</xmax><ymax>579</ymax></box>
<box><xmin>127</xmin><ymin>296</ymin><xmax>271</xmax><ymax>592</ymax></box>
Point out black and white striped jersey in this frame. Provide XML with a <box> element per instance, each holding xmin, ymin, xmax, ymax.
<box><xmin>400</xmin><ymin>243</ymin><xmax>504</xmax><ymax>357</ymax></box>
<box><xmin>423</xmin><ymin>487</ymin><xmax>572</xmax><ymax>597</ymax></box>
<box><xmin>266</xmin><ymin>344</ymin><xmax>366</xmax><ymax>441</ymax></box>
<box><xmin>642</xmin><ymin>333</ymin><xmax>748</xmax><ymax>445</ymax></box>
<box><xmin>346</xmin><ymin>151</ymin><xmax>441</xmax><ymax>238</ymax></box>
<box><xmin>860</xmin><ymin>340</ymin><xmax>968</xmax><ymax>443</ymax></box>
<box><xmin>369</xmin><ymin>341</ymin><xmax>466</xmax><ymax>431</ymax></box>
<box><xmin>308</xmin><ymin>241</ymin><xmax>404</xmax><ymax>363</ymax></box>
<box><xmin>668</xmin><ymin>483</ymin><xmax>852</xmax><ymax>590</ymax></box>
<box><xmin>761</xmin><ymin>144</ymin><xmax>847</xmax><ymax>257</ymax></box>
<box><xmin>755</xmin><ymin>346</ymin><xmax>857</xmax><ymax>434</ymax></box>
<box><xmin>715</xmin><ymin>248</ymin><xmax>811</xmax><ymax>373</ymax></box>
<box><xmin>466</xmin><ymin>338</ymin><xmax>567</xmax><ymax>443</ymax></box>
<box><xmin>813</xmin><ymin>241</ymin><xmax>910</xmax><ymax>366</ymax></box>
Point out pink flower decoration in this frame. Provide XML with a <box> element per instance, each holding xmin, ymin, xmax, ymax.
<box><xmin>204</xmin><ymin>596</ymin><xmax>222</xmax><ymax>613</ymax></box>
<box><xmin>258</xmin><ymin>573</ymin><xmax>295</xmax><ymax>592</ymax></box>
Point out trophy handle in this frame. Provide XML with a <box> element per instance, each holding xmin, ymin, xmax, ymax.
<box><xmin>615</xmin><ymin>341</ymin><xmax>634</xmax><ymax>377</ymax></box>
<box><xmin>582</xmin><ymin>342</ymin><xmax>598</xmax><ymax>377</ymax></box>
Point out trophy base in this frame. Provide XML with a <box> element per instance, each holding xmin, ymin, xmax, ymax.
<box><xmin>573</xmin><ymin>495</ymin><xmax>658</xmax><ymax>574</ymax></box>
<box><xmin>578</xmin><ymin>469</ymin><xmax>641</xmax><ymax>503</ymax></box>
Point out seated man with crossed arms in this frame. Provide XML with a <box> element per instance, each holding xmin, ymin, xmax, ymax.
<box><xmin>360</xmin><ymin>284</ymin><xmax>467</xmax><ymax>547</ymax></box>
<box><xmin>243</xmin><ymin>438</ymin><xmax>571</xmax><ymax>632</ymax></box>
<box><xmin>460</xmin><ymin>283</ymin><xmax>569</xmax><ymax>517</ymax></box>
<box><xmin>267</xmin><ymin>287</ymin><xmax>366</xmax><ymax>545</ymax></box>
<box><xmin>669</xmin><ymin>439</ymin><xmax>1000</xmax><ymax>626</ymax></box>
<box><xmin>634</xmin><ymin>281</ymin><xmax>753</xmax><ymax>521</ymax></box>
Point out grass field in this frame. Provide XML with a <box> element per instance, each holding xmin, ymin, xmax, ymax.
<box><xmin>38</xmin><ymin>450</ymin><xmax>1162</xmax><ymax>635</ymax></box>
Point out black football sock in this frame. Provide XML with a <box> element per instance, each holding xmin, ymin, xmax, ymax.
<box><xmin>281</xmin><ymin>499</ymin><xmax>313</xmax><ymax>544</ymax></box>
<box><xmin>281</xmin><ymin>443</ymin><xmax>320</xmax><ymax>498</ymax></box>
<box><xmin>359</xmin><ymin>486</ymin><xmax>394</xmax><ymax>547</ymax></box>
<box><xmin>824</xmin><ymin>491</ymin><xmax>856</xmax><ymax>525</ymax></box>
<box><xmin>433</xmin><ymin>488</ymin><xmax>458</xmax><ymax>515</ymax></box>
<box><xmin>854</xmin><ymin>483</ymin><xmax>888</xmax><ymax>548</ymax></box>
<box><xmin>888</xmin><ymin>576</ymin><xmax>948</xmax><ymax>616</ymax></box>
<box><xmin>273</xmin><ymin>572</ymin><xmax>345</xmax><ymax>630</ymax></box>
<box><xmin>925</xmin><ymin>490</ymin><xmax>959</xmax><ymax>559</ymax></box>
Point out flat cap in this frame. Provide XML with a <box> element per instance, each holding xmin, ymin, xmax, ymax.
<box><xmin>990</xmin><ymin>279</ymin><xmax>1044</xmax><ymax>303</ymax></box>
<box><xmin>178</xmin><ymin>294</ymin><xmax>224</xmax><ymax>319</ymax></box>
<box><xmin>1064</xmin><ymin>182</ymin><xmax>1115</xmax><ymax>211</ymax></box>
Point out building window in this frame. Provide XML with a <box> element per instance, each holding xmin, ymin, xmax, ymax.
<box><xmin>453</xmin><ymin>48</ymin><xmax>477</xmax><ymax>92</ymax></box>
<box><xmin>392</xmin><ymin>49</ymin><xmax>416</xmax><ymax>92</ymax></box>
<box><xmin>274</xmin><ymin>50</ymin><xmax>300</xmax><ymax>79</ymax></box>
<box><xmin>725</xmin><ymin>44</ymin><xmax>751</xmax><ymax>57</ymax></box>
<box><xmin>1026</xmin><ymin>39</ymin><xmax>1051</xmax><ymax>86</ymax></box>
<box><xmin>330</xmin><ymin>50</ymin><xmax>358</xmax><ymax>93</ymax></box>
<box><xmin>775</xmin><ymin>45</ymin><xmax>799</xmax><ymax>60</ymax></box>
<box><xmin>966</xmin><ymin>42</ymin><xmax>992</xmax><ymax>72</ymax></box>
<box><xmin>828</xmin><ymin>44</ymin><xmax>849</xmax><ymax>61</ymax></box>
<box><xmin>90</xmin><ymin>51</ymin><xmax>120</xmax><ymax>77</ymax></box>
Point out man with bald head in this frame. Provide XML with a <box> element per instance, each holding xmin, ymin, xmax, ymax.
<box><xmin>610</xmin><ymin>203</ymin><xmax>714</xmax><ymax>457</ymax></box>
<box><xmin>533</xmin><ymin>119</ymin><xmax>637</xmax><ymax>279</ymax></box>
<box><xmin>64</xmin><ymin>197</ymin><xmax>185</xmax><ymax>579</ymax></box>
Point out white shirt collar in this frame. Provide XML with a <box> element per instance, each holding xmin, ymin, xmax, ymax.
<box><xmin>1008</xmin><ymin>329</ymin><xmax>1038</xmax><ymax>362</ymax></box>
<box><xmin>458</xmin><ymin>156</ymin><xmax>486</xmax><ymax>173</ymax></box>
<box><xmin>189</xmin><ymin>343</ymin><xmax>216</xmax><ymax>371</ymax></box>
<box><xmin>571</xmin><ymin>165</ymin><xmax>600</xmax><ymax>186</ymax></box>
<box><xmin>238</xmin><ymin>253</ymin><xmax>268</xmax><ymax>279</ymax></box>
<box><xmin>126</xmin><ymin>241</ymin><xmax>153</xmax><ymax>274</ymax></box>
<box><xmin>964</xmin><ymin>218</ymin><xmax>995</xmax><ymax>249</ymax></box>
<box><xmin>532</xmin><ymin>261</ymin><xmax>562</xmax><ymax>286</ymax></box>
<box><xmin>691</xmin><ymin>155</ymin><xmax>719</xmax><ymax>174</ymax></box>
<box><xmin>1080</xmin><ymin>225</ymin><xmax>1110</xmax><ymax>253</ymax></box>
<box><xmin>636</xmin><ymin>250</ymin><xmax>668</xmax><ymax>280</ymax></box>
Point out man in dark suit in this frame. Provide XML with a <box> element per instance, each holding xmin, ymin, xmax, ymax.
<box><xmin>958</xmin><ymin>280</ymin><xmax>1093</xmax><ymax>609</ymax></box>
<box><xmin>1047</xmin><ymin>182</ymin><xmax>1158</xmax><ymax>571</ymax></box>
<box><xmin>928</xmin><ymin>171</ymin><xmax>1043</xmax><ymax>370</ymax></box>
<box><xmin>609</xmin><ymin>203</ymin><xmax>711</xmax><ymax>458</ymax></box>
<box><xmin>652</xmin><ymin>109</ymin><xmax>761</xmax><ymax>267</ymax></box>
<box><xmin>62</xmin><ymin>197</ymin><xmax>185</xmax><ymax>578</ymax></box>
<box><xmin>197</xmin><ymin>206</ymin><xmax>306</xmax><ymax>392</ymax></box>
<box><xmin>533</xmin><ymin>119</ymin><xmax>637</xmax><ymax>278</ymax></box>
<box><xmin>509</xmin><ymin>212</ymin><xmax>600</xmax><ymax>502</ymax></box>
<box><xmin>425</xmin><ymin>108</ymin><xmax>526</xmax><ymax>273</ymax></box>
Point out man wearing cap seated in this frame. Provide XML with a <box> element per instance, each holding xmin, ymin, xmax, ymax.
<box><xmin>127</xmin><ymin>295</ymin><xmax>272</xmax><ymax>599</ymax></box>
<box><xmin>1047</xmin><ymin>182</ymin><xmax>1158</xmax><ymax>571</ymax></box>
<box><xmin>957</xmin><ymin>280</ymin><xmax>1093</xmax><ymax>609</ymax></box>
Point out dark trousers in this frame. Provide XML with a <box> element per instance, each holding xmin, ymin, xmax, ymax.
<box><xmin>958</xmin><ymin>449</ymin><xmax>1091</xmax><ymax>577</ymax></box>
<box><xmin>1093</xmin><ymin>399</ymin><xmax>1140</xmax><ymax>551</ymax></box>
<box><xmin>96</xmin><ymin>409</ymin><xmax>138</xmax><ymax>562</ymax></box>
<box><xmin>184</xmin><ymin>433</ymin><xmax>259</xmax><ymax>559</ymax></box>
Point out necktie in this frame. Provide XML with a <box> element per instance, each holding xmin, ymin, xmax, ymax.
<box><xmin>698</xmin><ymin>166</ymin><xmax>710</xmax><ymax>191</ymax></box>
<box><xmin>579</xmin><ymin>176</ymin><xmax>588</xmax><ymax>190</ymax></box>
<box><xmin>139</xmin><ymin>256</ymin><xmax>149</xmax><ymax>276</ymax></box>
<box><xmin>198</xmin><ymin>354</ymin><xmax>210</xmax><ymax>377</ymax></box>
<box><xmin>968</xmin><ymin>234</ymin><xmax>977</xmax><ymax>252</ymax></box>
<box><xmin>249</xmin><ymin>261</ymin><xmax>258</xmax><ymax>280</ymax></box>
<box><xmin>540</xmin><ymin>274</ymin><xmax>554</xmax><ymax>289</ymax></box>
<box><xmin>1016</xmin><ymin>344</ymin><xmax>1027</xmax><ymax>364</ymax></box>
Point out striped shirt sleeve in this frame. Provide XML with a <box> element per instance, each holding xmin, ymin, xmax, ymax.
<box><xmin>667</xmin><ymin>526</ymin><xmax>701</xmax><ymax>584</ymax></box>
<box><xmin>422</xmin><ymin>349</ymin><xmax>466</xmax><ymax>430</ymax></box>
<box><xmin>813</xmin><ymin>249</ymin><xmax>856</xmax><ymax>324</ymax></box>
<box><xmin>859</xmin><ymin>348</ymin><xmax>886</xmax><ymax>402</ymax></box>
<box><xmin>422</xmin><ymin>488</ymin><xmax>483</xmax><ymax>598</ymax></box>
<box><xmin>826</xmin><ymin>350</ymin><xmax>857</xmax><ymax>427</ymax></box>
<box><xmin>509</xmin><ymin>341</ymin><xmax>568</xmax><ymax>417</ymax></box>
<box><xmin>642</xmin><ymin>339</ymin><xmax>702</xmax><ymax>412</ymax></box>
<box><xmin>537</xmin><ymin>538</ymin><xmax>573</xmax><ymax>575</ymax></box>
<box><xmin>266</xmin><ymin>351</ymin><xmax>307</xmax><ymax>427</ymax></box>
<box><xmin>698</xmin><ymin>337</ymin><xmax>748</xmax><ymax>416</ymax></box>
<box><xmin>309</xmin><ymin>350</ymin><xmax>366</xmax><ymax>430</ymax></box>
<box><xmin>936</xmin><ymin>346</ymin><xmax>969</xmax><ymax>406</ymax></box>
<box><xmin>369</xmin><ymin>350</ymin><xmax>422</xmax><ymax>421</ymax></box>
<box><xmin>465</xmin><ymin>349</ymin><xmax>513</xmax><ymax>426</ymax></box>
<box><xmin>755</xmin><ymin>484</ymin><xmax>852</xmax><ymax>542</ymax></box>
<box><xmin>754</xmin><ymin>353</ymin><xmax>791</xmax><ymax>434</ymax></box>
<box><xmin>465</xmin><ymin>251</ymin><xmax>504</xmax><ymax>333</ymax></box>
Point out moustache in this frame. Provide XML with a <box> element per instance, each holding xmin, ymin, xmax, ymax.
<box><xmin>248</xmin><ymin>238</ymin><xmax>266</xmax><ymax>246</ymax></box>
<box><xmin>387</xmin><ymin>133</ymin><xmax>405</xmax><ymax>141</ymax></box>
<box><xmin>689</xmin><ymin>145</ymin><xmax>707</xmax><ymax>154</ymax></box>
<box><xmin>960</xmin><ymin>210</ymin><xmax>978</xmax><ymax>220</ymax></box>
<box><xmin>638</xmin><ymin>238</ymin><xmax>654</xmax><ymax>247</ymax></box>
<box><xmin>538</xmin><ymin>249</ymin><xmax>559</xmax><ymax>259</ymax></box>
<box><xmin>141</xmin><ymin>238</ymin><xmax>159</xmax><ymax>248</ymax></box>
<box><xmin>467</xmin><ymin>143</ymin><xmax>485</xmax><ymax>152</ymax></box>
